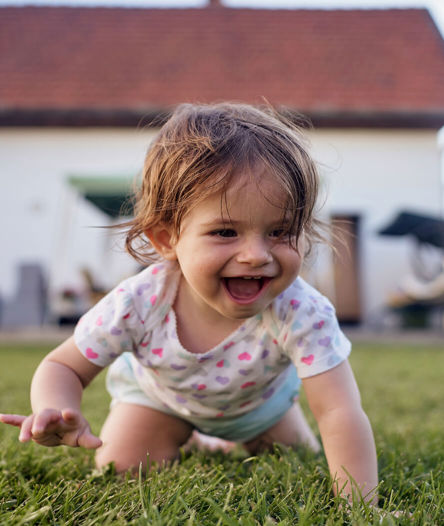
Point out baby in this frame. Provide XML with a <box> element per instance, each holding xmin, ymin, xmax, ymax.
<box><xmin>1</xmin><ymin>103</ymin><xmax>377</xmax><ymax>503</ymax></box>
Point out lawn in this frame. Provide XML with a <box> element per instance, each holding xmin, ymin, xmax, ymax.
<box><xmin>0</xmin><ymin>342</ymin><xmax>442</xmax><ymax>525</ymax></box>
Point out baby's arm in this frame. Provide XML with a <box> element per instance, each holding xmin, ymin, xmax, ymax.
<box><xmin>0</xmin><ymin>336</ymin><xmax>103</xmax><ymax>449</ymax></box>
<box><xmin>303</xmin><ymin>360</ymin><xmax>378</xmax><ymax>504</ymax></box>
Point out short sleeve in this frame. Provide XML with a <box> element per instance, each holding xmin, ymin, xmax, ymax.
<box><xmin>277</xmin><ymin>279</ymin><xmax>351</xmax><ymax>378</ymax></box>
<box><xmin>73</xmin><ymin>263</ymin><xmax>177</xmax><ymax>367</ymax></box>
<box><xmin>74</xmin><ymin>284</ymin><xmax>146</xmax><ymax>367</ymax></box>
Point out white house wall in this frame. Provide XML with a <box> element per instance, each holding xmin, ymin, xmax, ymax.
<box><xmin>0</xmin><ymin>127</ymin><xmax>442</xmax><ymax>325</ymax></box>
<box><xmin>0</xmin><ymin>128</ymin><xmax>156</xmax><ymax>302</ymax></box>
<box><xmin>310</xmin><ymin>128</ymin><xmax>442</xmax><ymax>321</ymax></box>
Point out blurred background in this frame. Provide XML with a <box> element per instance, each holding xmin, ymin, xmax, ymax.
<box><xmin>1</xmin><ymin>0</ymin><xmax>444</xmax><ymax>333</ymax></box>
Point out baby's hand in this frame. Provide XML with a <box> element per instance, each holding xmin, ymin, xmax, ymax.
<box><xmin>0</xmin><ymin>409</ymin><xmax>102</xmax><ymax>449</ymax></box>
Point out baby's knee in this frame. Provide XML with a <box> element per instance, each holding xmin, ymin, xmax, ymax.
<box><xmin>95</xmin><ymin>447</ymin><xmax>137</xmax><ymax>474</ymax></box>
<box><xmin>243</xmin><ymin>434</ymin><xmax>274</xmax><ymax>455</ymax></box>
<box><xmin>95</xmin><ymin>444</ymin><xmax>180</xmax><ymax>475</ymax></box>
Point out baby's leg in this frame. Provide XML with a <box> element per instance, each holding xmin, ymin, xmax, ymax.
<box><xmin>184</xmin><ymin>430</ymin><xmax>237</xmax><ymax>453</ymax></box>
<box><xmin>243</xmin><ymin>402</ymin><xmax>321</xmax><ymax>455</ymax></box>
<box><xmin>95</xmin><ymin>403</ymin><xmax>194</xmax><ymax>474</ymax></box>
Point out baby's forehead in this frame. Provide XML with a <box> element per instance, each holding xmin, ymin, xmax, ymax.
<box><xmin>202</xmin><ymin>174</ymin><xmax>290</xmax><ymax>220</ymax></box>
<box><xmin>222</xmin><ymin>168</ymin><xmax>289</xmax><ymax>204</ymax></box>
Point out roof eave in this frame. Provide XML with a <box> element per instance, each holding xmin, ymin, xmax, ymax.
<box><xmin>308</xmin><ymin>109</ymin><xmax>444</xmax><ymax>129</ymax></box>
<box><xmin>1</xmin><ymin>107</ymin><xmax>444</xmax><ymax>130</ymax></box>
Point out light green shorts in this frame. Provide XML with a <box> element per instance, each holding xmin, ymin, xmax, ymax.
<box><xmin>107</xmin><ymin>353</ymin><xmax>301</xmax><ymax>442</ymax></box>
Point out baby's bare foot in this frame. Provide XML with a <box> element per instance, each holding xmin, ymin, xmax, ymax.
<box><xmin>185</xmin><ymin>430</ymin><xmax>237</xmax><ymax>453</ymax></box>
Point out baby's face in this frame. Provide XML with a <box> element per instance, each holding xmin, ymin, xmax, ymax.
<box><xmin>169</xmin><ymin>169</ymin><xmax>304</xmax><ymax>324</ymax></box>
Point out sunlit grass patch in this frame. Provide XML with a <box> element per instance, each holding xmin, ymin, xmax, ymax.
<box><xmin>0</xmin><ymin>342</ymin><xmax>442</xmax><ymax>524</ymax></box>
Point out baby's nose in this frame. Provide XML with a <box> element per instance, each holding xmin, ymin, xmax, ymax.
<box><xmin>236</xmin><ymin>237</ymin><xmax>273</xmax><ymax>266</ymax></box>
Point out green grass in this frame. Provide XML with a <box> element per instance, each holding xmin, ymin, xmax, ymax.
<box><xmin>0</xmin><ymin>342</ymin><xmax>443</xmax><ymax>525</ymax></box>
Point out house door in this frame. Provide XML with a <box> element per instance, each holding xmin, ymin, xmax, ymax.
<box><xmin>331</xmin><ymin>215</ymin><xmax>362</xmax><ymax>324</ymax></box>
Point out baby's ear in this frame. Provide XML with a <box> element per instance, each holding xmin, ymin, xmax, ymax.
<box><xmin>145</xmin><ymin>225</ymin><xmax>177</xmax><ymax>261</ymax></box>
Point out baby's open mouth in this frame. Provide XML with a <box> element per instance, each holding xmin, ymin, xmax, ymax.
<box><xmin>223</xmin><ymin>277</ymin><xmax>269</xmax><ymax>301</ymax></box>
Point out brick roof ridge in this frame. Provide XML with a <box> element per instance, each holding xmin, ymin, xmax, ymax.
<box><xmin>1</xmin><ymin>5</ymin><xmax>444</xmax><ymax>128</ymax></box>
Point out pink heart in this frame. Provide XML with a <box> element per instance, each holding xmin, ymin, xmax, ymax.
<box><xmin>238</xmin><ymin>352</ymin><xmax>251</xmax><ymax>361</ymax></box>
<box><xmin>152</xmin><ymin>267</ymin><xmax>159</xmax><ymax>275</ymax></box>
<box><xmin>223</xmin><ymin>342</ymin><xmax>234</xmax><ymax>351</ymax></box>
<box><xmin>313</xmin><ymin>320</ymin><xmax>325</xmax><ymax>330</ymax></box>
<box><xmin>86</xmin><ymin>347</ymin><xmax>99</xmax><ymax>360</ymax></box>
<box><xmin>241</xmin><ymin>381</ymin><xmax>256</xmax><ymax>389</ymax></box>
<box><xmin>150</xmin><ymin>295</ymin><xmax>157</xmax><ymax>306</ymax></box>
<box><xmin>301</xmin><ymin>354</ymin><xmax>314</xmax><ymax>366</ymax></box>
<box><xmin>152</xmin><ymin>348</ymin><xmax>163</xmax><ymax>357</ymax></box>
<box><xmin>197</xmin><ymin>384</ymin><xmax>206</xmax><ymax>391</ymax></box>
<box><xmin>216</xmin><ymin>360</ymin><xmax>224</xmax><ymax>368</ymax></box>
<box><xmin>96</xmin><ymin>316</ymin><xmax>103</xmax><ymax>326</ymax></box>
<box><xmin>290</xmin><ymin>299</ymin><xmax>301</xmax><ymax>310</ymax></box>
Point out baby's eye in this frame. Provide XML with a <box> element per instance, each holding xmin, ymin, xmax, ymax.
<box><xmin>270</xmin><ymin>228</ymin><xmax>288</xmax><ymax>238</ymax></box>
<box><xmin>211</xmin><ymin>229</ymin><xmax>237</xmax><ymax>238</ymax></box>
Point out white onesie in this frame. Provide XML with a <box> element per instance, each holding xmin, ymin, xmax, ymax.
<box><xmin>74</xmin><ymin>262</ymin><xmax>351</xmax><ymax>420</ymax></box>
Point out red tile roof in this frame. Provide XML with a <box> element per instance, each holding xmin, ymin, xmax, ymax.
<box><xmin>1</xmin><ymin>6</ymin><xmax>444</xmax><ymax>127</ymax></box>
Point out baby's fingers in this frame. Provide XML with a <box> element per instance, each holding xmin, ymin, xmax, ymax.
<box><xmin>31</xmin><ymin>409</ymin><xmax>62</xmax><ymax>438</ymax></box>
<box><xmin>0</xmin><ymin>413</ymin><xmax>27</xmax><ymax>428</ymax></box>
<box><xmin>0</xmin><ymin>413</ymin><xmax>38</xmax><ymax>442</ymax></box>
<box><xmin>19</xmin><ymin>414</ymin><xmax>38</xmax><ymax>442</ymax></box>
<box><xmin>77</xmin><ymin>431</ymin><xmax>103</xmax><ymax>450</ymax></box>
<box><xmin>61</xmin><ymin>408</ymin><xmax>83</xmax><ymax>427</ymax></box>
<box><xmin>61</xmin><ymin>409</ymin><xmax>102</xmax><ymax>449</ymax></box>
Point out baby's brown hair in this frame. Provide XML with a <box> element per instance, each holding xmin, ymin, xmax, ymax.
<box><xmin>125</xmin><ymin>102</ymin><xmax>324</xmax><ymax>264</ymax></box>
